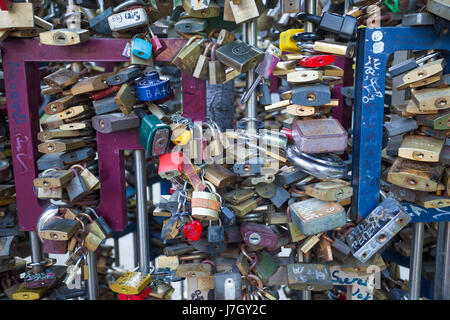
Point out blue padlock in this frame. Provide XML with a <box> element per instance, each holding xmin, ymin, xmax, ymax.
<box><xmin>134</xmin><ymin>71</ymin><xmax>171</xmax><ymax>101</ymax></box>
<box><xmin>131</xmin><ymin>37</ymin><xmax>153</xmax><ymax>60</ymax></box>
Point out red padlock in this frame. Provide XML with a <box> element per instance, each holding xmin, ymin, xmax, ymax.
<box><xmin>299</xmin><ymin>55</ymin><xmax>335</xmax><ymax>68</ymax></box>
<box><xmin>158</xmin><ymin>152</ymin><xmax>183</xmax><ymax>179</ymax></box>
<box><xmin>183</xmin><ymin>219</ymin><xmax>202</xmax><ymax>241</ymax></box>
<box><xmin>118</xmin><ymin>286</ymin><xmax>152</xmax><ymax>300</ymax></box>
<box><xmin>0</xmin><ymin>0</ymin><xmax>12</xmax><ymax>11</ymax></box>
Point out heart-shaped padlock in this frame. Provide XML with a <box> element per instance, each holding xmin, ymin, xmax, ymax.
<box><xmin>183</xmin><ymin>219</ymin><xmax>202</xmax><ymax>241</ymax></box>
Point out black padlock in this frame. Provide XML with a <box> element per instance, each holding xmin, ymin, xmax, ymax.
<box><xmin>208</xmin><ymin>219</ymin><xmax>224</xmax><ymax>243</ymax></box>
<box><xmin>297</xmin><ymin>12</ymin><xmax>357</xmax><ymax>41</ymax></box>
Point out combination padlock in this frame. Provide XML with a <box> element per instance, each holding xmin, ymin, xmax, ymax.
<box><xmin>134</xmin><ymin>71</ymin><xmax>171</xmax><ymax>101</ymax></box>
<box><xmin>134</xmin><ymin>109</ymin><xmax>171</xmax><ymax>157</ymax></box>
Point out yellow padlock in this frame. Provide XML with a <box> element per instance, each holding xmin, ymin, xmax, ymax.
<box><xmin>173</xmin><ymin>130</ymin><xmax>192</xmax><ymax>145</ymax></box>
<box><xmin>279</xmin><ymin>29</ymin><xmax>304</xmax><ymax>53</ymax></box>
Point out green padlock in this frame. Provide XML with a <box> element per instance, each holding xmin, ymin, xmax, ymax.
<box><xmin>135</xmin><ymin>109</ymin><xmax>171</xmax><ymax>157</ymax></box>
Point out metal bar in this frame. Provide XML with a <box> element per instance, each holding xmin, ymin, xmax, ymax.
<box><xmin>304</xmin><ymin>0</ymin><xmax>316</xmax><ymax>32</ymax></box>
<box><xmin>301</xmin><ymin>254</ymin><xmax>312</xmax><ymax>300</ymax></box>
<box><xmin>114</xmin><ymin>238</ymin><xmax>120</xmax><ymax>267</ymax></box>
<box><xmin>135</xmin><ymin>150</ymin><xmax>149</xmax><ymax>273</ymax></box>
<box><xmin>442</xmin><ymin>222</ymin><xmax>450</xmax><ymax>300</ymax></box>
<box><xmin>408</xmin><ymin>222</ymin><xmax>424</xmax><ymax>300</ymax></box>
<box><xmin>434</xmin><ymin>222</ymin><xmax>446</xmax><ymax>299</ymax></box>
<box><xmin>87</xmin><ymin>250</ymin><xmax>99</xmax><ymax>300</ymax></box>
<box><xmin>133</xmin><ymin>231</ymin><xmax>139</xmax><ymax>267</ymax></box>
<box><xmin>332</xmin><ymin>57</ymin><xmax>353</xmax><ymax>131</ymax></box>
<box><xmin>29</xmin><ymin>231</ymin><xmax>42</xmax><ymax>263</ymax></box>
<box><xmin>0</xmin><ymin>38</ymin><xmax>193</xmax><ymax>232</ymax></box>
<box><xmin>351</xmin><ymin>27</ymin><xmax>450</xmax><ymax>219</ymax></box>
<box><xmin>245</xmin><ymin>19</ymin><xmax>257</xmax><ymax>132</ymax></box>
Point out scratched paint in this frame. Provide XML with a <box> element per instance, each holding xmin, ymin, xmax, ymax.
<box><xmin>6</xmin><ymin>62</ymin><xmax>27</xmax><ymax>124</ymax></box>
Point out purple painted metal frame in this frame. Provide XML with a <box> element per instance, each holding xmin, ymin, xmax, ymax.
<box><xmin>1</xmin><ymin>38</ymin><xmax>206</xmax><ymax>232</ymax></box>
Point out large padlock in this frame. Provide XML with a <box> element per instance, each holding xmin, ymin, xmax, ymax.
<box><xmin>134</xmin><ymin>71</ymin><xmax>171</xmax><ymax>101</ymax></box>
<box><xmin>107</xmin><ymin>7</ymin><xmax>149</xmax><ymax>32</ymax></box>
<box><xmin>191</xmin><ymin>181</ymin><xmax>220</xmax><ymax>221</ymax></box>
<box><xmin>216</xmin><ymin>40</ymin><xmax>264</xmax><ymax>73</ymax></box>
<box><xmin>66</xmin><ymin>167</ymin><xmax>89</xmax><ymax>202</ymax></box>
<box><xmin>292</xmin><ymin>118</ymin><xmax>348</xmax><ymax>154</ymax></box>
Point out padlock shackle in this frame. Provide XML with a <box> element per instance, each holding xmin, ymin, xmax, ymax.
<box><xmin>210</xmin><ymin>43</ymin><xmax>219</xmax><ymax>62</ymax></box>
<box><xmin>296</xmin><ymin>12</ymin><xmax>322</xmax><ymax>25</ymax></box>
<box><xmin>114</xmin><ymin>0</ymin><xmax>147</xmax><ymax>12</ymax></box>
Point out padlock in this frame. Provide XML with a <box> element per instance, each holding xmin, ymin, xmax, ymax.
<box><xmin>89</xmin><ymin>0</ymin><xmax>146</xmax><ymax>35</ymax></box>
<box><xmin>279</xmin><ymin>29</ymin><xmax>304</xmax><ymax>53</ymax></box>
<box><xmin>40</xmin><ymin>218</ymin><xmax>81</xmax><ymax>241</ymax></box>
<box><xmin>92</xmin><ymin>112</ymin><xmax>140</xmax><ymax>134</ymax></box>
<box><xmin>398</xmin><ymin>135</ymin><xmax>444</xmax><ymax>162</ymax></box>
<box><xmin>66</xmin><ymin>167</ymin><xmax>89</xmax><ymax>202</ymax></box>
<box><xmin>43</xmin><ymin>69</ymin><xmax>80</xmax><ymax>89</ymax></box>
<box><xmin>172</xmin><ymin>35</ymin><xmax>206</xmax><ymax>75</ymax></box>
<box><xmin>158</xmin><ymin>152</ymin><xmax>183</xmax><ymax>179</ymax></box>
<box><xmin>292</xmin><ymin>118</ymin><xmax>348</xmax><ymax>154</ymax></box>
<box><xmin>182</xmin><ymin>0</ymin><xmax>220</xmax><ymax>18</ymax></box>
<box><xmin>24</xmin><ymin>267</ymin><xmax>57</xmax><ymax>289</ymax></box>
<box><xmin>107</xmin><ymin>67</ymin><xmax>143</xmax><ymax>86</ymax></box>
<box><xmin>229</xmin><ymin>0</ymin><xmax>264</xmax><ymax>24</ymax></box>
<box><xmin>118</xmin><ymin>286</ymin><xmax>151</xmax><ymax>300</ymax></box>
<box><xmin>208</xmin><ymin>219</ymin><xmax>224</xmax><ymax>242</ymax></box>
<box><xmin>214</xmin><ymin>272</ymin><xmax>242</xmax><ymax>300</ymax></box>
<box><xmin>147</xmin><ymin>26</ymin><xmax>166</xmax><ymax>57</ymax></box>
<box><xmin>131</xmin><ymin>36</ymin><xmax>153</xmax><ymax>61</ymax></box>
<box><xmin>135</xmin><ymin>109</ymin><xmax>171</xmax><ymax>157</ymax></box>
<box><xmin>289</xmin><ymin>199</ymin><xmax>346</xmax><ymax>236</ymax></box>
<box><xmin>42</xmin><ymin>239</ymin><xmax>68</xmax><ymax>254</ymax></box>
<box><xmin>203</xmin><ymin>164</ymin><xmax>237</xmax><ymax>188</ymax></box>
<box><xmin>39</xmin><ymin>3</ymin><xmax>89</xmax><ymax>46</ymax></box>
<box><xmin>85</xmin><ymin>208</ymin><xmax>112</xmax><ymax>240</ymax></box>
<box><xmin>297</xmin><ymin>12</ymin><xmax>357</xmax><ymax>41</ymax></box>
<box><xmin>287</xmin><ymin>263</ymin><xmax>333</xmax><ymax>291</ymax></box>
<box><xmin>12</xmin><ymin>283</ymin><xmax>47</xmax><ymax>301</ymax></box>
<box><xmin>305</xmin><ymin>179</ymin><xmax>353</xmax><ymax>201</ymax></box>
<box><xmin>216</xmin><ymin>40</ymin><xmax>264</xmax><ymax>73</ymax></box>
<box><xmin>387</xmin><ymin>157</ymin><xmax>444</xmax><ymax>192</ymax></box>
<box><xmin>253</xmin><ymin>251</ymin><xmax>279</xmax><ymax>284</ymax></box>
<box><xmin>107</xmin><ymin>7</ymin><xmax>149</xmax><ymax>32</ymax></box>
<box><xmin>191</xmin><ymin>181</ymin><xmax>220</xmax><ymax>221</ymax></box>
<box><xmin>346</xmin><ymin>196</ymin><xmax>411</xmax><ymax>263</ymax></box>
<box><xmin>183</xmin><ymin>219</ymin><xmax>203</xmax><ymax>241</ymax></box>
<box><xmin>33</xmin><ymin>170</ymin><xmax>75</xmax><ymax>189</ymax></box>
<box><xmin>175</xmin><ymin>18</ymin><xmax>208</xmax><ymax>33</ymax></box>
<box><xmin>241</xmin><ymin>222</ymin><xmax>278</xmax><ymax>249</ymax></box>
<box><xmin>193</xmin><ymin>42</ymin><xmax>214</xmax><ymax>80</ymax></box>
<box><xmin>241</xmin><ymin>44</ymin><xmax>282</xmax><ymax>104</ymax></box>
<box><xmin>71</xmin><ymin>73</ymin><xmax>113</xmax><ymax>96</ymax></box>
<box><xmin>114</xmin><ymin>83</ymin><xmax>136</xmax><ymax>115</ymax></box>
<box><xmin>269</xmin><ymin>185</ymin><xmax>290</xmax><ymax>208</ymax></box>
<box><xmin>209</xmin><ymin>43</ymin><xmax>226</xmax><ymax>85</ymax></box>
<box><xmin>134</xmin><ymin>71</ymin><xmax>171</xmax><ymax>101</ymax></box>
<box><xmin>111</xmin><ymin>272</ymin><xmax>152</xmax><ymax>295</ymax></box>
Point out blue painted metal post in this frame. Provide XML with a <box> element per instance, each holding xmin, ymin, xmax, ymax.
<box><xmin>351</xmin><ymin>27</ymin><xmax>450</xmax><ymax>220</ymax></box>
